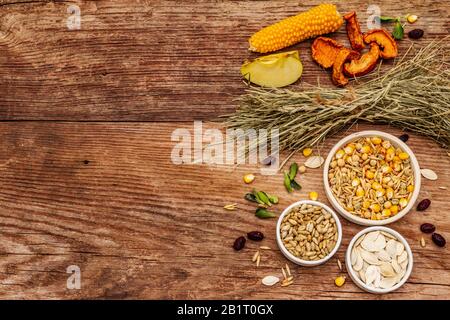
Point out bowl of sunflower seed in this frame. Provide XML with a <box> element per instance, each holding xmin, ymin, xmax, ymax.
<box><xmin>323</xmin><ymin>131</ymin><xmax>421</xmax><ymax>226</ymax></box>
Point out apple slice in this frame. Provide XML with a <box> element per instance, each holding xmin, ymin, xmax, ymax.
<box><xmin>240</xmin><ymin>51</ymin><xmax>303</xmax><ymax>88</ymax></box>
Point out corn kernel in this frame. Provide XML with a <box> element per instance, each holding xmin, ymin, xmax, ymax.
<box><xmin>370</xmin><ymin>203</ymin><xmax>381</xmax><ymax>213</ymax></box>
<box><xmin>356</xmin><ymin>186</ymin><xmax>365</xmax><ymax>197</ymax></box>
<box><xmin>382</xmin><ymin>209</ymin><xmax>392</xmax><ymax>217</ymax></box>
<box><xmin>334</xmin><ymin>276</ymin><xmax>346</xmax><ymax>287</ymax></box>
<box><xmin>360</xmin><ymin>145</ymin><xmax>371</xmax><ymax>154</ymax></box>
<box><xmin>243</xmin><ymin>173</ymin><xmax>255</xmax><ymax>184</ymax></box>
<box><xmin>393</xmin><ymin>156</ymin><xmax>400</xmax><ymax>162</ymax></box>
<box><xmin>399</xmin><ymin>152</ymin><xmax>409</xmax><ymax>160</ymax></box>
<box><xmin>337</xmin><ymin>159</ymin><xmax>345</xmax><ymax>167</ymax></box>
<box><xmin>382</xmin><ymin>140</ymin><xmax>391</xmax><ymax>149</ymax></box>
<box><xmin>299</xmin><ymin>165</ymin><xmax>306</xmax><ymax>173</ymax></box>
<box><xmin>363</xmin><ymin>200</ymin><xmax>371</xmax><ymax>209</ymax></box>
<box><xmin>391</xmin><ymin>205</ymin><xmax>399</xmax><ymax>214</ymax></box>
<box><xmin>365</xmin><ymin>171</ymin><xmax>375</xmax><ymax>179</ymax></box>
<box><xmin>399</xmin><ymin>198</ymin><xmax>408</xmax><ymax>208</ymax></box>
<box><xmin>344</xmin><ymin>145</ymin><xmax>354</xmax><ymax>154</ymax></box>
<box><xmin>302</xmin><ymin>148</ymin><xmax>313</xmax><ymax>157</ymax></box>
<box><xmin>361</xmin><ymin>153</ymin><xmax>368</xmax><ymax>161</ymax></box>
<box><xmin>384</xmin><ymin>201</ymin><xmax>392</xmax><ymax>209</ymax></box>
<box><xmin>381</xmin><ymin>165</ymin><xmax>392</xmax><ymax>174</ymax></box>
<box><xmin>309</xmin><ymin>191</ymin><xmax>319</xmax><ymax>201</ymax></box>
<box><xmin>371</xmin><ymin>181</ymin><xmax>382</xmax><ymax>190</ymax></box>
<box><xmin>371</xmin><ymin>137</ymin><xmax>382</xmax><ymax>145</ymax></box>
<box><xmin>407</xmin><ymin>14</ymin><xmax>418</xmax><ymax>23</ymax></box>
<box><xmin>336</xmin><ymin>149</ymin><xmax>345</xmax><ymax>159</ymax></box>
<box><xmin>407</xmin><ymin>185</ymin><xmax>414</xmax><ymax>192</ymax></box>
<box><xmin>352</xmin><ymin>178</ymin><xmax>360</xmax><ymax>187</ymax></box>
<box><xmin>375</xmin><ymin>189</ymin><xmax>386</xmax><ymax>198</ymax></box>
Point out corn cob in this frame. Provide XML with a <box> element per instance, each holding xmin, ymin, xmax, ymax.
<box><xmin>249</xmin><ymin>3</ymin><xmax>343</xmax><ymax>53</ymax></box>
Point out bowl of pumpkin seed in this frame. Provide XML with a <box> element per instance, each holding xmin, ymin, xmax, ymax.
<box><xmin>276</xmin><ymin>200</ymin><xmax>342</xmax><ymax>266</ymax></box>
<box><xmin>345</xmin><ymin>226</ymin><xmax>413</xmax><ymax>293</ymax></box>
<box><xmin>323</xmin><ymin>130</ymin><xmax>421</xmax><ymax>226</ymax></box>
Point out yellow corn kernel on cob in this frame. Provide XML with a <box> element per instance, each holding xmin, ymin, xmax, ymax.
<box><xmin>249</xmin><ymin>3</ymin><xmax>343</xmax><ymax>53</ymax></box>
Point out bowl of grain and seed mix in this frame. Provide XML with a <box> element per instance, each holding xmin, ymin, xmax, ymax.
<box><xmin>323</xmin><ymin>131</ymin><xmax>421</xmax><ymax>226</ymax></box>
<box><xmin>276</xmin><ymin>200</ymin><xmax>342</xmax><ymax>266</ymax></box>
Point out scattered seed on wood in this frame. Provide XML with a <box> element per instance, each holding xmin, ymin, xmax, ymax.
<box><xmin>224</xmin><ymin>203</ymin><xmax>237</xmax><ymax>210</ymax></box>
<box><xmin>337</xmin><ymin>258</ymin><xmax>343</xmax><ymax>271</ymax></box>
<box><xmin>252</xmin><ymin>251</ymin><xmax>260</xmax><ymax>262</ymax></box>
<box><xmin>281</xmin><ymin>267</ymin><xmax>287</xmax><ymax>280</ymax></box>
<box><xmin>262</xmin><ymin>275</ymin><xmax>280</xmax><ymax>286</ymax></box>
<box><xmin>304</xmin><ymin>156</ymin><xmax>324</xmax><ymax>169</ymax></box>
<box><xmin>420</xmin><ymin>168</ymin><xmax>438</xmax><ymax>180</ymax></box>
<box><xmin>259</xmin><ymin>246</ymin><xmax>271</xmax><ymax>250</ymax></box>
<box><xmin>256</xmin><ymin>254</ymin><xmax>261</xmax><ymax>267</ymax></box>
<box><xmin>420</xmin><ymin>237</ymin><xmax>426</xmax><ymax>247</ymax></box>
<box><xmin>281</xmin><ymin>279</ymin><xmax>293</xmax><ymax>287</ymax></box>
<box><xmin>285</xmin><ymin>263</ymin><xmax>291</xmax><ymax>276</ymax></box>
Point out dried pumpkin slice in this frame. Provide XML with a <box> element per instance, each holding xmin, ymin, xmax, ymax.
<box><xmin>363</xmin><ymin>29</ymin><xmax>398</xmax><ymax>59</ymax></box>
<box><xmin>344</xmin><ymin>43</ymin><xmax>380</xmax><ymax>77</ymax></box>
<box><xmin>332</xmin><ymin>48</ymin><xmax>360</xmax><ymax>86</ymax></box>
<box><xmin>344</xmin><ymin>11</ymin><xmax>365</xmax><ymax>51</ymax></box>
<box><xmin>240</xmin><ymin>51</ymin><xmax>303</xmax><ymax>88</ymax></box>
<box><xmin>311</xmin><ymin>37</ymin><xmax>344</xmax><ymax>69</ymax></box>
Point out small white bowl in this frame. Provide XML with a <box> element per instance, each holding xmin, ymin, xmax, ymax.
<box><xmin>345</xmin><ymin>226</ymin><xmax>413</xmax><ymax>294</ymax></box>
<box><xmin>276</xmin><ymin>200</ymin><xmax>342</xmax><ymax>266</ymax></box>
<box><xmin>323</xmin><ymin>130</ymin><xmax>421</xmax><ymax>226</ymax></box>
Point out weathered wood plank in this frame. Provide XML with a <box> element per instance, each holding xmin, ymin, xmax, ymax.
<box><xmin>0</xmin><ymin>0</ymin><xmax>448</xmax><ymax>120</ymax></box>
<box><xmin>0</xmin><ymin>122</ymin><xmax>448</xmax><ymax>299</ymax></box>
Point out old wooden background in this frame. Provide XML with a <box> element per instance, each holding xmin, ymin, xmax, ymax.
<box><xmin>0</xmin><ymin>0</ymin><xmax>448</xmax><ymax>299</ymax></box>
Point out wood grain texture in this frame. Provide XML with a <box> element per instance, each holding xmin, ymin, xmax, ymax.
<box><xmin>0</xmin><ymin>122</ymin><xmax>449</xmax><ymax>299</ymax></box>
<box><xmin>0</xmin><ymin>0</ymin><xmax>449</xmax><ymax>300</ymax></box>
<box><xmin>0</xmin><ymin>0</ymin><xmax>448</xmax><ymax>120</ymax></box>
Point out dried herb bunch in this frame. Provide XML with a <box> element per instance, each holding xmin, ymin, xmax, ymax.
<box><xmin>225</xmin><ymin>38</ymin><xmax>450</xmax><ymax>151</ymax></box>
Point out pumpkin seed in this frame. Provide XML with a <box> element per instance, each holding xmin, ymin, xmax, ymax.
<box><xmin>262</xmin><ymin>275</ymin><xmax>280</xmax><ymax>286</ymax></box>
<box><xmin>420</xmin><ymin>168</ymin><xmax>438</xmax><ymax>180</ymax></box>
<box><xmin>350</xmin><ymin>230</ymin><xmax>409</xmax><ymax>289</ymax></box>
<box><xmin>304</xmin><ymin>155</ymin><xmax>324</xmax><ymax>169</ymax></box>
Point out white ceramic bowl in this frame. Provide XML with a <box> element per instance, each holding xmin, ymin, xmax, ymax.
<box><xmin>345</xmin><ymin>226</ymin><xmax>413</xmax><ymax>294</ymax></box>
<box><xmin>323</xmin><ymin>130</ymin><xmax>421</xmax><ymax>226</ymax></box>
<box><xmin>276</xmin><ymin>200</ymin><xmax>342</xmax><ymax>266</ymax></box>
